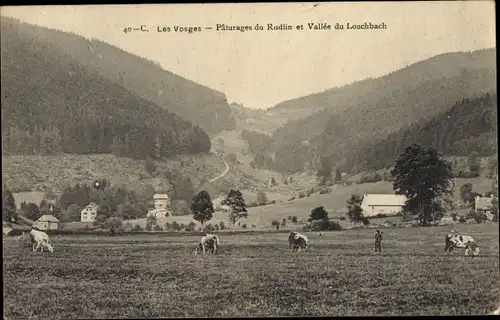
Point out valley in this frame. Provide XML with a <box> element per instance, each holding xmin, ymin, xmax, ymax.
<box><xmin>1</xmin><ymin>16</ymin><xmax>497</xmax><ymax>234</ymax></box>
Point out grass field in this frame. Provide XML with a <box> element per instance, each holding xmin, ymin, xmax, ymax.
<box><xmin>4</xmin><ymin>224</ymin><xmax>499</xmax><ymax>318</ymax></box>
<box><xmin>3</xmin><ymin>153</ymin><xmax>227</xmax><ymax>194</ymax></box>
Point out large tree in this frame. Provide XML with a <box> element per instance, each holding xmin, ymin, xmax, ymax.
<box><xmin>316</xmin><ymin>156</ymin><xmax>333</xmax><ymax>186</ymax></box>
<box><xmin>3</xmin><ymin>189</ymin><xmax>17</xmax><ymax>222</ymax></box>
<box><xmin>221</xmin><ymin>189</ymin><xmax>248</xmax><ymax>232</ymax></box>
<box><xmin>308</xmin><ymin>206</ymin><xmax>329</xmax><ymax>222</ymax></box>
<box><xmin>346</xmin><ymin>195</ymin><xmax>364</xmax><ymax>224</ymax></box>
<box><xmin>391</xmin><ymin>144</ymin><xmax>454</xmax><ymax>226</ymax></box>
<box><xmin>459</xmin><ymin>183</ymin><xmax>473</xmax><ymax>203</ymax></box>
<box><xmin>191</xmin><ymin>190</ymin><xmax>214</xmax><ymax>227</ymax></box>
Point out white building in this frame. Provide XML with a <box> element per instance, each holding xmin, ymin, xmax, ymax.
<box><xmin>34</xmin><ymin>214</ymin><xmax>60</xmax><ymax>231</ymax></box>
<box><xmin>81</xmin><ymin>202</ymin><xmax>98</xmax><ymax>223</ymax></box>
<box><xmin>360</xmin><ymin>194</ymin><xmax>407</xmax><ymax>217</ymax></box>
<box><xmin>147</xmin><ymin>193</ymin><xmax>172</xmax><ymax>219</ymax></box>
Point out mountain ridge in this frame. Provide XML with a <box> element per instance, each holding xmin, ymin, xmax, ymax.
<box><xmin>1</xmin><ymin>16</ymin><xmax>236</xmax><ymax>135</ymax></box>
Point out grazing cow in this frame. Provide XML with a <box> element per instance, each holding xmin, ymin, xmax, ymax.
<box><xmin>289</xmin><ymin>232</ymin><xmax>310</xmax><ymax>252</ymax></box>
<box><xmin>194</xmin><ymin>233</ymin><xmax>220</xmax><ymax>255</ymax></box>
<box><xmin>444</xmin><ymin>234</ymin><xmax>479</xmax><ymax>256</ymax></box>
<box><xmin>293</xmin><ymin>234</ymin><xmax>310</xmax><ymax>252</ymax></box>
<box><xmin>29</xmin><ymin>228</ymin><xmax>54</xmax><ymax>253</ymax></box>
<box><xmin>288</xmin><ymin>232</ymin><xmax>299</xmax><ymax>249</ymax></box>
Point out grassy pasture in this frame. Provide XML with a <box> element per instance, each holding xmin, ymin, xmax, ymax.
<box><xmin>124</xmin><ymin>177</ymin><xmax>492</xmax><ymax>230</ymax></box>
<box><xmin>3</xmin><ymin>223</ymin><xmax>499</xmax><ymax>318</ymax></box>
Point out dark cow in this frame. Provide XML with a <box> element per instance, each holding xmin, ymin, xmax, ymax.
<box><xmin>444</xmin><ymin>234</ymin><xmax>479</xmax><ymax>256</ymax></box>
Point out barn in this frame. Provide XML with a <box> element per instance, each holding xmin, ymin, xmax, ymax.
<box><xmin>360</xmin><ymin>194</ymin><xmax>407</xmax><ymax>217</ymax></box>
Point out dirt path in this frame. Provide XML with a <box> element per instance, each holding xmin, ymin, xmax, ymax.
<box><xmin>209</xmin><ymin>160</ymin><xmax>230</xmax><ymax>183</ymax></box>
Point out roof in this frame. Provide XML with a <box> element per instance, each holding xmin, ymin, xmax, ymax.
<box><xmin>361</xmin><ymin>194</ymin><xmax>407</xmax><ymax>207</ymax></box>
<box><xmin>475</xmin><ymin>196</ymin><xmax>493</xmax><ymax>210</ymax></box>
<box><xmin>36</xmin><ymin>214</ymin><xmax>60</xmax><ymax>222</ymax></box>
<box><xmin>84</xmin><ymin>202</ymin><xmax>98</xmax><ymax>208</ymax></box>
<box><xmin>153</xmin><ymin>193</ymin><xmax>170</xmax><ymax>199</ymax></box>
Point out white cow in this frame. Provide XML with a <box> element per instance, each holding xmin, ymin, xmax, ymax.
<box><xmin>194</xmin><ymin>233</ymin><xmax>220</xmax><ymax>255</ymax></box>
<box><xmin>29</xmin><ymin>228</ymin><xmax>54</xmax><ymax>253</ymax></box>
<box><xmin>444</xmin><ymin>233</ymin><xmax>479</xmax><ymax>256</ymax></box>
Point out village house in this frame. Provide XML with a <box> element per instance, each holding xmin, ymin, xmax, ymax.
<box><xmin>34</xmin><ymin>214</ymin><xmax>60</xmax><ymax>231</ymax></box>
<box><xmin>360</xmin><ymin>194</ymin><xmax>408</xmax><ymax>217</ymax></box>
<box><xmin>81</xmin><ymin>202</ymin><xmax>99</xmax><ymax>223</ymax></box>
<box><xmin>475</xmin><ymin>194</ymin><xmax>494</xmax><ymax>213</ymax></box>
<box><xmin>147</xmin><ymin>193</ymin><xmax>172</xmax><ymax>219</ymax></box>
<box><xmin>475</xmin><ymin>194</ymin><xmax>495</xmax><ymax>221</ymax></box>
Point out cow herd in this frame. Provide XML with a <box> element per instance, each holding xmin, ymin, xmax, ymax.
<box><xmin>24</xmin><ymin>227</ymin><xmax>480</xmax><ymax>257</ymax></box>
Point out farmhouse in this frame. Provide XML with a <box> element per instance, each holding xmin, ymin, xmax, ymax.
<box><xmin>475</xmin><ymin>195</ymin><xmax>494</xmax><ymax>213</ymax></box>
<box><xmin>360</xmin><ymin>194</ymin><xmax>407</xmax><ymax>217</ymax></box>
<box><xmin>475</xmin><ymin>195</ymin><xmax>495</xmax><ymax>221</ymax></box>
<box><xmin>147</xmin><ymin>193</ymin><xmax>172</xmax><ymax>219</ymax></box>
<box><xmin>34</xmin><ymin>214</ymin><xmax>59</xmax><ymax>230</ymax></box>
<box><xmin>81</xmin><ymin>202</ymin><xmax>98</xmax><ymax>223</ymax></box>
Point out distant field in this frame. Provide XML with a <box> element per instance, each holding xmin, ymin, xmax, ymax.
<box><xmin>3</xmin><ymin>153</ymin><xmax>227</xmax><ymax>193</ymax></box>
<box><xmin>4</xmin><ymin>224</ymin><xmax>499</xmax><ymax>318</ymax></box>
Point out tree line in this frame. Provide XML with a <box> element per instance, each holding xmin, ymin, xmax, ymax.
<box><xmin>2</xmin><ymin>16</ymin><xmax>211</xmax><ymax>159</ymax></box>
<box><xmin>342</xmin><ymin>93</ymin><xmax>497</xmax><ymax>173</ymax></box>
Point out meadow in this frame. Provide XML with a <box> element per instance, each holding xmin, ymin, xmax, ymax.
<box><xmin>3</xmin><ymin>223</ymin><xmax>499</xmax><ymax>318</ymax></box>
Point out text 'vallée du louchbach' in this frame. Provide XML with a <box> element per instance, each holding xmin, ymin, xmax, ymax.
<box><xmin>122</xmin><ymin>22</ymin><xmax>387</xmax><ymax>34</ymax></box>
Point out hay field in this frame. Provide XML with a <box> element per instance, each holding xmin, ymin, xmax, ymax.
<box><xmin>3</xmin><ymin>224</ymin><xmax>499</xmax><ymax>318</ymax></box>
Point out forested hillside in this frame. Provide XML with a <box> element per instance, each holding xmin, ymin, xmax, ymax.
<box><xmin>267</xmin><ymin>49</ymin><xmax>496</xmax><ymax>173</ymax></box>
<box><xmin>1</xmin><ymin>17</ymin><xmax>236</xmax><ymax>135</ymax></box>
<box><xmin>1</xmin><ymin>18</ymin><xmax>211</xmax><ymax>159</ymax></box>
<box><xmin>343</xmin><ymin>92</ymin><xmax>498</xmax><ymax>172</ymax></box>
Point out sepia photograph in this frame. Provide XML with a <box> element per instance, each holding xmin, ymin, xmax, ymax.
<box><xmin>1</xmin><ymin>1</ymin><xmax>498</xmax><ymax>318</ymax></box>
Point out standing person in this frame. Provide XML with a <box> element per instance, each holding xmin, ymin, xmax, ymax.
<box><xmin>375</xmin><ymin>230</ymin><xmax>383</xmax><ymax>252</ymax></box>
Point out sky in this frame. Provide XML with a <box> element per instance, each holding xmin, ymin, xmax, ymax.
<box><xmin>1</xmin><ymin>2</ymin><xmax>496</xmax><ymax>109</ymax></box>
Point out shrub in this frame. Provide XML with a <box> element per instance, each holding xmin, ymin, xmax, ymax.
<box><xmin>185</xmin><ymin>221</ymin><xmax>197</xmax><ymax>232</ymax></box>
<box><xmin>247</xmin><ymin>202</ymin><xmax>258</xmax><ymax>208</ymax></box>
<box><xmin>375</xmin><ymin>213</ymin><xmax>388</xmax><ymax>218</ymax></box>
<box><xmin>153</xmin><ymin>224</ymin><xmax>163</xmax><ymax>231</ymax></box>
<box><xmin>242</xmin><ymin>224</ymin><xmax>247</xmax><ymax>229</ymax></box>
<box><xmin>214</xmin><ymin>224</ymin><xmax>220</xmax><ymax>231</ymax></box>
<box><xmin>203</xmin><ymin>223</ymin><xmax>215</xmax><ymax>232</ymax></box>
<box><xmin>132</xmin><ymin>224</ymin><xmax>142</xmax><ymax>232</ymax></box>
<box><xmin>288</xmin><ymin>216</ymin><xmax>292</xmax><ymax>220</ymax></box>
<box><xmin>271</xmin><ymin>219</ymin><xmax>280</xmax><ymax>230</ymax></box>
<box><xmin>298</xmin><ymin>193</ymin><xmax>306</xmax><ymax>199</ymax></box>
<box><xmin>362</xmin><ymin>217</ymin><xmax>370</xmax><ymax>226</ymax></box>
<box><xmin>269</xmin><ymin>200</ymin><xmax>276</xmax><ymax>205</ymax></box>
<box><xmin>179</xmin><ymin>223</ymin><xmax>186</xmax><ymax>231</ymax></box>
<box><xmin>340</xmin><ymin>216</ymin><xmax>346</xmax><ymax>220</ymax></box>
<box><xmin>358</xmin><ymin>172</ymin><xmax>383</xmax><ymax>184</ymax></box>
<box><xmin>251</xmin><ymin>224</ymin><xmax>256</xmax><ymax>228</ymax></box>
<box><xmin>319</xmin><ymin>189</ymin><xmax>330</xmax><ymax>195</ymax></box>
<box><xmin>473</xmin><ymin>212</ymin><xmax>488</xmax><ymax>223</ymax></box>
<box><xmin>288</xmin><ymin>197</ymin><xmax>296</xmax><ymax>201</ymax></box>
<box><xmin>219</xmin><ymin>221</ymin><xmax>227</xmax><ymax>230</ymax></box>
<box><xmin>291</xmin><ymin>216</ymin><xmax>298</xmax><ymax>223</ymax></box>
<box><xmin>458</xmin><ymin>216</ymin><xmax>466</xmax><ymax>223</ymax></box>
<box><xmin>170</xmin><ymin>221</ymin><xmax>180</xmax><ymax>231</ymax></box>
<box><xmin>325</xmin><ymin>220</ymin><xmax>342</xmax><ymax>231</ymax></box>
